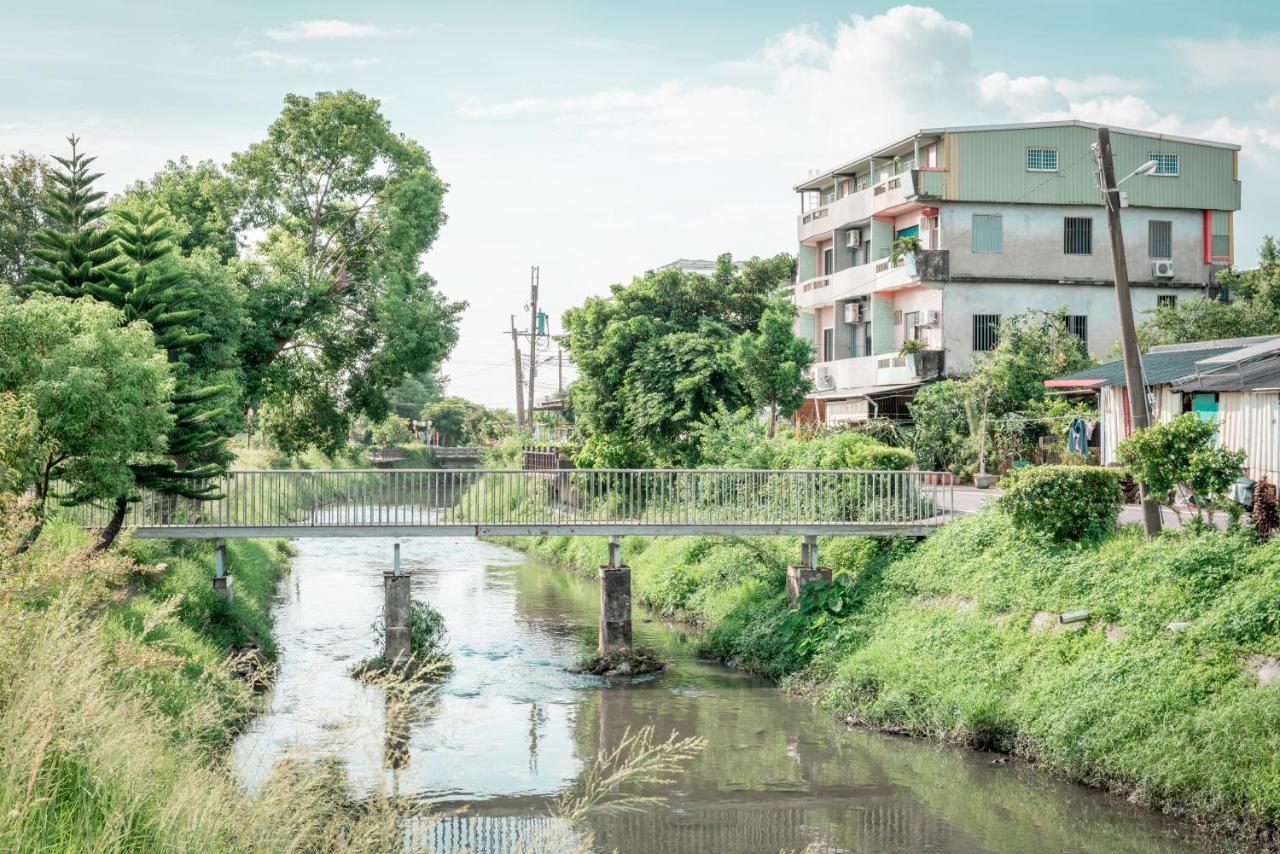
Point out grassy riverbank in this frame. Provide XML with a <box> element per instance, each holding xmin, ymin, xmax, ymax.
<box><xmin>0</xmin><ymin>513</ymin><xmax>406</xmax><ymax>850</ymax></box>
<box><xmin>502</xmin><ymin>514</ymin><xmax>1280</xmax><ymax>845</ymax></box>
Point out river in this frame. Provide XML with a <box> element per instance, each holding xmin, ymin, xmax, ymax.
<box><xmin>232</xmin><ymin>523</ymin><xmax>1220</xmax><ymax>853</ymax></box>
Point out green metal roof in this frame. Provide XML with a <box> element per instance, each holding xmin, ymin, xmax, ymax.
<box><xmin>1046</xmin><ymin>346</ymin><xmax>1241</xmax><ymax>388</ymax></box>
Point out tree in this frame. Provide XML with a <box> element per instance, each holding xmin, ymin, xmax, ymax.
<box><xmin>733</xmin><ymin>291</ymin><xmax>814</xmax><ymax>437</ymax></box>
<box><xmin>563</xmin><ymin>252</ymin><xmax>793</xmax><ymax>465</ymax></box>
<box><xmin>229</xmin><ymin>91</ymin><xmax>462</xmax><ymax>455</ymax></box>
<box><xmin>0</xmin><ymin>294</ymin><xmax>173</xmax><ymax>549</ymax></box>
<box><xmin>122</xmin><ymin>157</ymin><xmax>245</xmax><ymax>261</ymax></box>
<box><xmin>1137</xmin><ymin>237</ymin><xmax>1280</xmax><ymax>348</ymax></box>
<box><xmin>909</xmin><ymin>309</ymin><xmax>1094</xmax><ymax>474</ymax></box>
<box><xmin>24</xmin><ymin>136</ymin><xmax>120</xmax><ymax>299</ymax></box>
<box><xmin>85</xmin><ymin>203</ymin><xmax>237</xmax><ymax>547</ymax></box>
<box><xmin>389</xmin><ymin>370</ymin><xmax>445</xmax><ymax>419</ymax></box>
<box><xmin>419</xmin><ymin>397</ymin><xmax>469</xmax><ymax>446</ymax></box>
<box><xmin>0</xmin><ymin>152</ymin><xmax>47</xmax><ymax>289</ymax></box>
<box><xmin>1117</xmin><ymin>412</ymin><xmax>1246</xmax><ymax>525</ymax></box>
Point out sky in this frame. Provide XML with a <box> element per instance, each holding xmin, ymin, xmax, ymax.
<box><xmin>4</xmin><ymin>1</ymin><xmax>1280</xmax><ymax>410</ymax></box>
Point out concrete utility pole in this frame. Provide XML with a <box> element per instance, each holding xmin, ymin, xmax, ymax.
<box><xmin>510</xmin><ymin>314</ymin><xmax>526</xmax><ymax>428</ymax></box>
<box><xmin>527</xmin><ymin>266</ymin><xmax>540</xmax><ymax>431</ymax></box>
<box><xmin>1095</xmin><ymin>126</ymin><xmax>1162</xmax><ymax>536</ymax></box>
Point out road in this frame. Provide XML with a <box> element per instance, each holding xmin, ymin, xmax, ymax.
<box><xmin>950</xmin><ymin>485</ymin><xmax>1221</xmax><ymax>529</ymax></box>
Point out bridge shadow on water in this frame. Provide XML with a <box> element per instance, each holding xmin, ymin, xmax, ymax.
<box><xmin>228</xmin><ymin>519</ymin><xmax>1214</xmax><ymax>854</ymax></box>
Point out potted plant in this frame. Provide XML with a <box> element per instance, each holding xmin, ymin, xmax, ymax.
<box><xmin>898</xmin><ymin>336</ymin><xmax>926</xmax><ymax>374</ymax></box>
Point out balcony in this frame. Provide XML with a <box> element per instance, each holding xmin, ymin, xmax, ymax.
<box><xmin>872</xmin><ymin>249</ymin><xmax>950</xmax><ymax>290</ymax></box>
<box><xmin>809</xmin><ymin>348</ymin><xmax>944</xmax><ymax>396</ymax></box>
<box><xmin>797</xmin><ymin>171</ymin><xmax>923</xmax><ymax>242</ymax></box>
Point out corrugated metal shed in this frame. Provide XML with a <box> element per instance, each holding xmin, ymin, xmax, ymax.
<box><xmin>1046</xmin><ymin>346</ymin><xmax>1241</xmax><ymax>388</ymax></box>
<box><xmin>1173</xmin><ymin>358</ymin><xmax>1280</xmax><ymax>392</ymax></box>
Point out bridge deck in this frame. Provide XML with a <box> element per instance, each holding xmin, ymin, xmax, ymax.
<box><xmin>68</xmin><ymin>468</ymin><xmax>957</xmax><ymax>539</ymax></box>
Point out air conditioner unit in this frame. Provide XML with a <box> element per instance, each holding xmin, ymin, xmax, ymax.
<box><xmin>843</xmin><ymin>302</ymin><xmax>863</xmax><ymax>323</ymax></box>
<box><xmin>846</xmin><ymin>230</ymin><xmax>862</xmax><ymax>249</ymax></box>
<box><xmin>1152</xmin><ymin>259</ymin><xmax>1175</xmax><ymax>279</ymax></box>
<box><xmin>816</xmin><ymin>370</ymin><xmax>834</xmax><ymax>390</ymax></box>
<box><xmin>923</xmin><ymin>310</ymin><xmax>940</xmax><ymax>326</ymax></box>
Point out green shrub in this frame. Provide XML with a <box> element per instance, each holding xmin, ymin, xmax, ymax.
<box><xmin>997</xmin><ymin>465</ymin><xmax>1122</xmax><ymax>541</ymax></box>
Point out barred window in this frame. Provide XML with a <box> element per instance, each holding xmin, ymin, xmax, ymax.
<box><xmin>1026</xmin><ymin>147</ymin><xmax>1058</xmax><ymax>172</ymax></box>
<box><xmin>1151</xmin><ymin>153</ymin><xmax>1179</xmax><ymax>176</ymax></box>
<box><xmin>1066</xmin><ymin>315</ymin><xmax>1088</xmax><ymax>346</ymax></box>
<box><xmin>1157</xmin><ymin>294</ymin><xmax>1177</xmax><ymax>309</ymax></box>
<box><xmin>973</xmin><ymin>314</ymin><xmax>1001</xmax><ymax>352</ymax></box>
<box><xmin>1148</xmin><ymin>220</ymin><xmax>1172</xmax><ymax>259</ymax></box>
<box><xmin>972</xmin><ymin>214</ymin><xmax>1003</xmax><ymax>253</ymax></box>
<box><xmin>1064</xmin><ymin>217</ymin><xmax>1092</xmax><ymax>255</ymax></box>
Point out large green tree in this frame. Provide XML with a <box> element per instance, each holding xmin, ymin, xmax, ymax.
<box><xmin>733</xmin><ymin>291</ymin><xmax>813</xmax><ymax>437</ymax></box>
<box><xmin>123</xmin><ymin>157</ymin><xmax>244</xmax><ymax>262</ymax></box>
<box><xmin>1138</xmin><ymin>237</ymin><xmax>1280</xmax><ymax>347</ymax></box>
<box><xmin>228</xmin><ymin>91</ymin><xmax>462</xmax><ymax>455</ymax></box>
<box><xmin>0</xmin><ymin>151</ymin><xmax>47</xmax><ymax>289</ymax></box>
<box><xmin>24</xmin><ymin>136</ymin><xmax>120</xmax><ymax>299</ymax></box>
<box><xmin>86</xmin><ymin>204</ymin><xmax>237</xmax><ymax>546</ymax></box>
<box><xmin>563</xmin><ymin>253</ymin><xmax>793</xmax><ymax>465</ymax></box>
<box><xmin>0</xmin><ymin>293</ymin><xmax>174</xmax><ymax>548</ymax></box>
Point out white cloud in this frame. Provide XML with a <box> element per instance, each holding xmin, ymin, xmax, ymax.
<box><xmin>266</xmin><ymin>20</ymin><xmax>414</xmax><ymax>41</ymax></box>
<box><xmin>1258</xmin><ymin>93</ymin><xmax>1280</xmax><ymax>113</ymax></box>
<box><xmin>239</xmin><ymin>50</ymin><xmax>332</xmax><ymax>72</ymax></box>
<box><xmin>1051</xmin><ymin>74</ymin><xmax>1148</xmax><ymax>100</ymax></box>
<box><xmin>1168</xmin><ymin>33</ymin><xmax>1280</xmax><ymax>87</ymax></box>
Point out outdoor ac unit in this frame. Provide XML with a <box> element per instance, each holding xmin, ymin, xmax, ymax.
<box><xmin>846</xmin><ymin>230</ymin><xmax>862</xmax><ymax>249</ymax></box>
<box><xmin>844</xmin><ymin>302</ymin><xmax>863</xmax><ymax>323</ymax></box>
<box><xmin>817</xmin><ymin>370</ymin><xmax>834</xmax><ymax>390</ymax></box>
<box><xmin>923</xmin><ymin>310</ymin><xmax>941</xmax><ymax>326</ymax></box>
<box><xmin>1153</xmin><ymin>260</ymin><xmax>1175</xmax><ymax>279</ymax></box>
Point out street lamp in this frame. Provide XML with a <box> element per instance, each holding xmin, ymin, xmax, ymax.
<box><xmin>1093</xmin><ymin>129</ymin><xmax>1162</xmax><ymax>536</ymax></box>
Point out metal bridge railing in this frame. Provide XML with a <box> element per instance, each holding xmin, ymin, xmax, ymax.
<box><xmin>62</xmin><ymin>468</ymin><xmax>956</xmax><ymax>537</ymax></box>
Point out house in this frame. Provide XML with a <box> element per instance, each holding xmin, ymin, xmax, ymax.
<box><xmin>791</xmin><ymin>120</ymin><xmax>1242</xmax><ymax>425</ymax></box>
<box><xmin>1046</xmin><ymin>335</ymin><xmax>1280</xmax><ymax>485</ymax></box>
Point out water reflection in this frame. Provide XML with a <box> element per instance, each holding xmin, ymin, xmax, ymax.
<box><xmin>233</xmin><ymin>517</ymin><xmax>1218</xmax><ymax>853</ymax></box>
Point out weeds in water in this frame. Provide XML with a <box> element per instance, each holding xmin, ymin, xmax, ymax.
<box><xmin>352</xmin><ymin>600</ymin><xmax>453</xmax><ymax>683</ymax></box>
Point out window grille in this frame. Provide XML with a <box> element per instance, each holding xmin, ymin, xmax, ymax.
<box><xmin>1157</xmin><ymin>294</ymin><xmax>1177</xmax><ymax>309</ymax></box>
<box><xmin>1064</xmin><ymin>217</ymin><xmax>1092</xmax><ymax>255</ymax></box>
<box><xmin>1026</xmin><ymin>147</ymin><xmax>1058</xmax><ymax>171</ymax></box>
<box><xmin>1150</xmin><ymin>153</ymin><xmax>1179</xmax><ymax>176</ymax></box>
<box><xmin>1148</xmin><ymin>220</ymin><xmax>1172</xmax><ymax>259</ymax></box>
<box><xmin>1066</xmin><ymin>315</ymin><xmax>1088</xmax><ymax>346</ymax></box>
<box><xmin>972</xmin><ymin>314</ymin><xmax>1001</xmax><ymax>351</ymax></box>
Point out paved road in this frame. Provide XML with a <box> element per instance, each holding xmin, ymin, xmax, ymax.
<box><xmin>950</xmin><ymin>485</ymin><xmax>1219</xmax><ymax>529</ymax></box>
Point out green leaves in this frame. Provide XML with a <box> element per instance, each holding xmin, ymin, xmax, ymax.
<box><xmin>563</xmin><ymin>252</ymin><xmax>795</xmax><ymax>465</ymax></box>
<box><xmin>997</xmin><ymin>465</ymin><xmax>1124</xmax><ymax>542</ymax></box>
<box><xmin>1118</xmin><ymin>413</ymin><xmax>1245</xmax><ymax>521</ymax></box>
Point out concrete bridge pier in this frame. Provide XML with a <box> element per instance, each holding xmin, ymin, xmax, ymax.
<box><xmin>787</xmin><ymin>534</ymin><xmax>831</xmax><ymax>603</ymax></box>
<box><xmin>384</xmin><ymin>542</ymin><xmax>412</xmax><ymax>665</ymax></box>
<box><xmin>599</xmin><ymin>535</ymin><xmax>632</xmax><ymax>653</ymax></box>
<box><xmin>212</xmin><ymin>539</ymin><xmax>233</xmax><ymax>600</ymax></box>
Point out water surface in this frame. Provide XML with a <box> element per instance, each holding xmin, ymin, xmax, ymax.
<box><xmin>233</xmin><ymin>518</ymin><xmax>1220</xmax><ymax>853</ymax></box>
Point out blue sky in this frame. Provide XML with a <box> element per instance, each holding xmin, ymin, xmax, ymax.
<box><xmin>4</xmin><ymin>1</ymin><xmax>1279</xmax><ymax>407</ymax></box>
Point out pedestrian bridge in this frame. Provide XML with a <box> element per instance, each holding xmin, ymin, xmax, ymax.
<box><xmin>71</xmin><ymin>468</ymin><xmax>957</xmax><ymax>540</ymax></box>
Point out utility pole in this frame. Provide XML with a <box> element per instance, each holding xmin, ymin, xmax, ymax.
<box><xmin>557</xmin><ymin>348</ymin><xmax>563</xmax><ymax>398</ymax></box>
<box><xmin>1095</xmin><ymin>126</ymin><xmax>1162</xmax><ymax>536</ymax></box>
<box><xmin>527</xmin><ymin>266</ymin><xmax>539</xmax><ymax>433</ymax></box>
<box><xmin>510</xmin><ymin>314</ymin><xmax>526</xmax><ymax>428</ymax></box>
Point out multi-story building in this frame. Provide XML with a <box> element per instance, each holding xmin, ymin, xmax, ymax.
<box><xmin>791</xmin><ymin>120</ymin><xmax>1242</xmax><ymax>424</ymax></box>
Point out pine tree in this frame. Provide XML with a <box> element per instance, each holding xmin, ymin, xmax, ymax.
<box><xmin>88</xmin><ymin>204</ymin><xmax>233</xmax><ymax>548</ymax></box>
<box><xmin>25</xmin><ymin>136</ymin><xmax>120</xmax><ymax>297</ymax></box>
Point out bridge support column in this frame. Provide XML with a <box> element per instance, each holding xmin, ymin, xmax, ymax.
<box><xmin>384</xmin><ymin>543</ymin><xmax>411</xmax><ymax>665</ymax></box>
<box><xmin>599</xmin><ymin>536</ymin><xmax>631</xmax><ymax>652</ymax></box>
<box><xmin>212</xmin><ymin>538</ymin><xmax>233</xmax><ymax>601</ymax></box>
<box><xmin>787</xmin><ymin>534</ymin><xmax>831</xmax><ymax>603</ymax></box>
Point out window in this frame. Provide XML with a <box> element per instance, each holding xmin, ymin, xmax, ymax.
<box><xmin>893</xmin><ymin>310</ymin><xmax>903</xmax><ymax>325</ymax></box>
<box><xmin>1150</xmin><ymin>153</ymin><xmax>1179</xmax><ymax>176</ymax></box>
<box><xmin>1027</xmin><ymin>147</ymin><xmax>1058</xmax><ymax>172</ymax></box>
<box><xmin>822</xmin><ymin>247</ymin><xmax>834</xmax><ymax>276</ymax></box>
<box><xmin>973</xmin><ymin>314</ymin><xmax>1001</xmax><ymax>352</ymax></box>
<box><xmin>904</xmin><ymin>311</ymin><xmax>921</xmax><ymax>343</ymax></box>
<box><xmin>972</xmin><ymin>214</ymin><xmax>1003</xmax><ymax>253</ymax></box>
<box><xmin>924</xmin><ymin>215</ymin><xmax>940</xmax><ymax>249</ymax></box>
<box><xmin>1064</xmin><ymin>217</ymin><xmax>1092</xmax><ymax>255</ymax></box>
<box><xmin>1157</xmin><ymin>294</ymin><xmax>1177</xmax><ymax>309</ymax></box>
<box><xmin>1066</xmin><ymin>315</ymin><xmax>1088</xmax><ymax>346</ymax></box>
<box><xmin>822</xmin><ymin>328</ymin><xmax>834</xmax><ymax>362</ymax></box>
<box><xmin>1148</xmin><ymin>220</ymin><xmax>1172</xmax><ymax>259</ymax></box>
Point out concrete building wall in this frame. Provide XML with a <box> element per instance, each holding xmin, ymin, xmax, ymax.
<box><xmin>891</xmin><ymin>286</ymin><xmax>943</xmax><ymax>350</ymax></box>
<box><xmin>938</xmin><ymin>281</ymin><xmax>1173</xmax><ymax>373</ymax></box>
<box><xmin>942</xmin><ymin>202</ymin><xmax>1209</xmax><ymax>286</ymax></box>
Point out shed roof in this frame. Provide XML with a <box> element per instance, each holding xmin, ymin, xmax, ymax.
<box><xmin>1045</xmin><ymin>346</ymin><xmax>1242</xmax><ymax>389</ymax></box>
<box><xmin>1172</xmin><ymin>358</ymin><xmax>1280</xmax><ymax>392</ymax></box>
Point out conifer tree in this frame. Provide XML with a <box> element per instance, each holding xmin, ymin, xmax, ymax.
<box><xmin>25</xmin><ymin>136</ymin><xmax>120</xmax><ymax>298</ymax></box>
<box><xmin>89</xmin><ymin>204</ymin><xmax>233</xmax><ymax>548</ymax></box>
